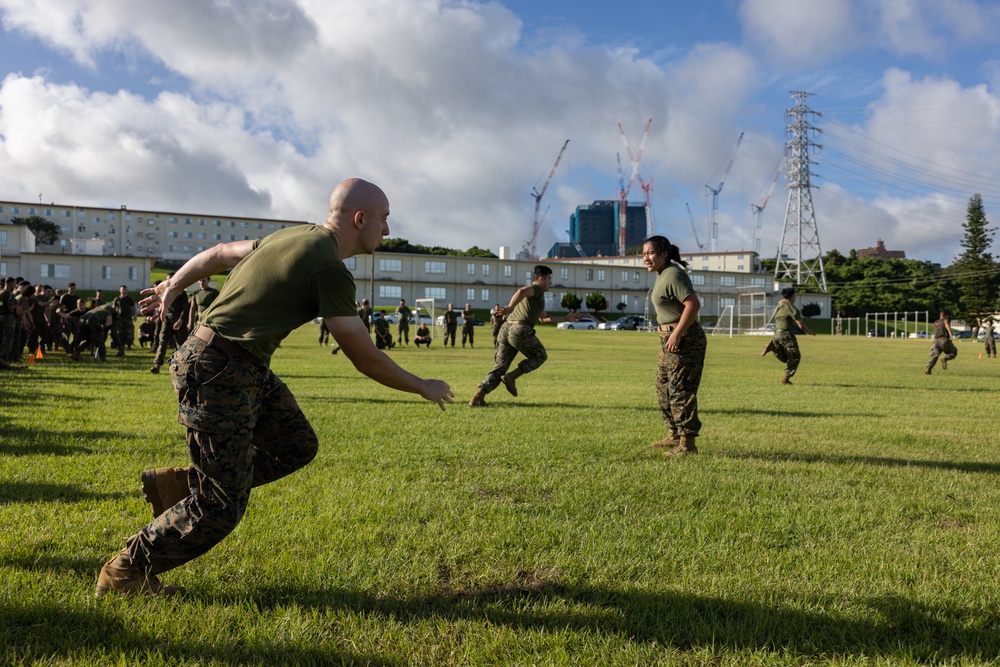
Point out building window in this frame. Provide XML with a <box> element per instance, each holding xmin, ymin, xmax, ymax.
<box><xmin>721</xmin><ymin>276</ymin><xmax>736</xmax><ymax>287</ymax></box>
<box><xmin>750</xmin><ymin>277</ymin><xmax>766</xmax><ymax>287</ymax></box>
<box><xmin>213</xmin><ymin>220</ymin><xmax>221</xmax><ymax>227</ymax></box>
<box><xmin>228</xmin><ymin>221</ymin><xmax>235</xmax><ymax>228</ymax></box>
<box><xmin>198</xmin><ymin>232</ymin><xmax>207</xmax><ymax>240</ymax></box>
<box><xmin>425</xmin><ymin>261</ymin><xmax>446</xmax><ymax>274</ymax></box>
<box><xmin>11</xmin><ymin>206</ymin><xmax>19</xmax><ymax>214</ymax></box>
<box><xmin>621</xmin><ymin>271</ymin><xmax>629</xmax><ymax>282</ymax></box>
<box><xmin>585</xmin><ymin>269</ymin><xmax>594</xmax><ymax>281</ymax></box>
<box><xmin>169</xmin><ymin>245</ymin><xmax>176</xmax><ymax>251</ymax></box>
<box><xmin>424</xmin><ymin>287</ymin><xmax>446</xmax><ymax>300</ymax></box>
<box><xmin>228</xmin><ymin>235</ymin><xmax>235</xmax><ymax>241</ymax></box>
<box><xmin>255</xmin><ymin>223</ymin><xmax>262</xmax><ymax>229</ymax></box>
<box><xmin>721</xmin><ymin>297</ymin><xmax>736</xmax><ymax>308</ymax></box>
<box><xmin>481</xmin><ymin>289</ymin><xmax>490</xmax><ymax>302</ymax></box>
<box><xmin>213</xmin><ymin>234</ymin><xmax>221</xmax><ymax>240</ymax></box>
<box><xmin>40</xmin><ymin>264</ymin><xmax>71</xmax><ymax>278</ymax></box>
<box><xmin>738</xmin><ymin>254</ymin><xmax>745</xmax><ymax>259</ymax></box>
<box><xmin>0</xmin><ymin>262</ymin><xmax>5</xmax><ymax>274</ymax></box>
<box><xmin>379</xmin><ymin>258</ymin><xmax>402</xmax><ymax>272</ymax></box>
<box><xmin>597</xmin><ymin>269</ymin><xmax>605</xmax><ymax>281</ymax></box>
<box><xmin>199</xmin><ymin>219</ymin><xmax>206</xmax><ymax>226</ymax></box>
<box><xmin>169</xmin><ymin>217</ymin><xmax>177</xmax><ymax>224</ymax></box>
<box><xmin>129</xmin><ymin>267</ymin><xmax>139</xmax><ymax>280</ymax></box>
<box><xmin>77</xmin><ymin>225</ymin><xmax>86</xmax><ymax>233</ymax></box>
<box><xmin>737</xmin><ymin>264</ymin><xmax>744</xmax><ymax>271</ymax></box>
<box><xmin>102</xmin><ymin>266</ymin><xmax>112</xmax><ymax>279</ymax></box>
<box><xmin>482</xmin><ymin>264</ymin><xmax>490</xmax><ymax>277</ymax></box>
<box><xmin>561</xmin><ymin>268</ymin><xmax>569</xmax><ymax>280</ymax></box>
<box><xmin>185</xmin><ymin>218</ymin><xmax>192</xmax><ymax>225</ymax></box>
<box><xmin>634</xmin><ymin>271</ymin><xmax>640</xmax><ymax>283</ymax></box>
<box><xmin>168</xmin><ymin>231</ymin><xmax>178</xmax><ymax>238</ymax></box>
<box><xmin>467</xmin><ymin>288</ymin><xmax>475</xmax><ymax>301</ymax></box>
<box><xmin>691</xmin><ymin>274</ymin><xmax>705</xmax><ymax>286</ymax></box>
<box><xmin>183</xmin><ymin>232</ymin><xmax>192</xmax><ymax>239</ymax></box>
<box><xmin>379</xmin><ymin>285</ymin><xmax>402</xmax><ymax>299</ymax></box>
<box><xmin>0</xmin><ymin>231</ymin><xmax>5</xmax><ymax>246</ymax></box>
<box><xmin>620</xmin><ymin>294</ymin><xmax>629</xmax><ymax>305</ymax></box>
<box><xmin>503</xmin><ymin>265</ymin><xmax>512</xmax><ymax>278</ymax></box>
<box><xmin>344</xmin><ymin>257</ymin><xmax>357</xmax><ymax>270</ymax></box>
<box><xmin>467</xmin><ymin>263</ymin><xmax>475</xmax><ymax>276</ymax></box>
<box><xmin>241</xmin><ymin>222</ymin><xmax>249</xmax><ymax>229</ymax></box>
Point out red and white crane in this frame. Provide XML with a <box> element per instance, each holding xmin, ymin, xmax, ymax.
<box><xmin>617</xmin><ymin>118</ymin><xmax>653</xmax><ymax>253</ymax></box>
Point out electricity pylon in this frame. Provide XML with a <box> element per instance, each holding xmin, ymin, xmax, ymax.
<box><xmin>774</xmin><ymin>91</ymin><xmax>828</xmax><ymax>292</ymax></box>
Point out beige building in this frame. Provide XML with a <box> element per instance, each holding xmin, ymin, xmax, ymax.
<box><xmin>0</xmin><ymin>223</ymin><xmax>150</xmax><ymax>291</ymax></box>
<box><xmin>1</xmin><ymin>197</ymin><xmax>830</xmax><ymax>320</ymax></box>
<box><xmin>0</xmin><ymin>200</ymin><xmax>307</xmax><ymax>261</ymax></box>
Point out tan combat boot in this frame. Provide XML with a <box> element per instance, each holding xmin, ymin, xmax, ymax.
<box><xmin>780</xmin><ymin>373</ymin><xmax>793</xmax><ymax>385</ymax></box>
<box><xmin>652</xmin><ymin>434</ymin><xmax>681</xmax><ymax>449</ymax></box>
<box><xmin>95</xmin><ymin>549</ymin><xmax>185</xmax><ymax>599</ymax></box>
<box><xmin>500</xmin><ymin>368</ymin><xmax>523</xmax><ymax>397</ymax></box>
<box><xmin>468</xmin><ymin>387</ymin><xmax>489</xmax><ymax>407</ymax></box>
<box><xmin>141</xmin><ymin>467</ymin><xmax>190</xmax><ymax>518</ymax></box>
<box><xmin>664</xmin><ymin>435</ymin><xmax>698</xmax><ymax>456</ymax></box>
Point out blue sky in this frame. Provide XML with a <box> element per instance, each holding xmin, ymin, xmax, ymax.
<box><xmin>1</xmin><ymin>0</ymin><xmax>999</xmax><ymax>267</ymax></box>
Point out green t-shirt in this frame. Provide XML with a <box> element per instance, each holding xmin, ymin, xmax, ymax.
<box><xmin>202</xmin><ymin>225</ymin><xmax>358</xmax><ymax>360</ymax></box>
<box><xmin>462</xmin><ymin>307</ymin><xmax>475</xmax><ymax>325</ymax></box>
<box><xmin>192</xmin><ymin>287</ymin><xmax>219</xmax><ymax>313</ymax></box>
<box><xmin>650</xmin><ymin>264</ymin><xmax>695</xmax><ymax>326</ymax></box>
<box><xmin>396</xmin><ymin>305</ymin><xmax>411</xmax><ymax>323</ymax></box>
<box><xmin>774</xmin><ymin>300</ymin><xmax>801</xmax><ymax>333</ymax></box>
<box><xmin>508</xmin><ymin>284</ymin><xmax>545</xmax><ymax>326</ymax></box>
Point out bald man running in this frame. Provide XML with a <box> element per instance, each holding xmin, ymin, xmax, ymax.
<box><xmin>95</xmin><ymin>178</ymin><xmax>453</xmax><ymax>598</ymax></box>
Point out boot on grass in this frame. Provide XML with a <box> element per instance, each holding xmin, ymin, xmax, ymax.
<box><xmin>95</xmin><ymin>549</ymin><xmax>184</xmax><ymax>599</ymax></box>
<box><xmin>141</xmin><ymin>467</ymin><xmax>190</xmax><ymax>518</ymax></box>
<box><xmin>652</xmin><ymin>434</ymin><xmax>680</xmax><ymax>449</ymax></box>
<box><xmin>468</xmin><ymin>387</ymin><xmax>489</xmax><ymax>407</ymax></box>
<box><xmin>664</xmin><ymin>435</ymin><xmax>698</xmax><ymax>457</ymax></box>
<box><xmin>500</xmin><ymin>369</ymin><xmax>523</xmax><ymax>397</ymax></box>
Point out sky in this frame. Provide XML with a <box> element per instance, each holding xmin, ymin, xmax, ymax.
<box><xmin>1</xmin><ymin>0</ymin><xmax>999</xmax><ymax>268</ymax></box>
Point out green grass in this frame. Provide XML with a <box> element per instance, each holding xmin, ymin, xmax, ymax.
<box><xmin>2</xmin><ymin>327</ymin><xmax>999</xmax><ymax>665</ymax></box>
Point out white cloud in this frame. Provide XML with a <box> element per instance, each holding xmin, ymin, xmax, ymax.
<box><xmin>739</xmin><ymin>0</ymin><xmax>858</xmax><ymax>67</ymax></box>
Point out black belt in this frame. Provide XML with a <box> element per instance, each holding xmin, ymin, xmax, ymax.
<box><xmin>193</xmin><ymin>325</ymin><xmax>261</xmax><ymax>365</ymax></box>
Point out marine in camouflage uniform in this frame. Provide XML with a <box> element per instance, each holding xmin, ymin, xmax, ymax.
<box><xmin>983</xmin><ymin>319</ymin><xmax>996</xmax><ymax>358</ymax></box>
<box><xmin>395</xmin><ymin>299</ymin><xmax>411</xmax><ymax>345</ymax></box>
<box><xmin>925</xmin><ymin>311</ymin><xmax>957</xmax><ymax>374</ymax></box>
<box><xmin>644</xmin><ymin>236</ymin><xmax>706</xmax><ymax>456</ymax></box>
<box><xmin>461</xmin><ymin>304</ymin><xmax>475</xmax><ymax>347</ymax></box>
<box><xmin>95</xmin><ymin>178</ymin><xmax>453</xmax><ymax>598</ymax></box>
<box><xmin>442</xmin><ymin>303</ymin><xmax>458</xmax><ymax>347</ymax></box>
<box><xmin>111</xmin><ymin>286</ymin><xmax>136</xmax><ymax>356</ymax></box>
<box><xmin>150</xmin><ymin>274</ymin><xmax>190</xmax><ymax>373</ymax></box>
<box><xmin>469</xmin><ymin>265</ymin><xmax>579</xmax><ymax>406</ymax></box>
<box><xmin>762</xmin><ymin>287</ymin><xmax>815</xmax><ymax>384</ymax></box>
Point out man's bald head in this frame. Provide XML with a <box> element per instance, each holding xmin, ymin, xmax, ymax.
<box><xmin>327</xmin><ymin>178</ymin><xmax>388</xmax><ymax>223</ymax></box>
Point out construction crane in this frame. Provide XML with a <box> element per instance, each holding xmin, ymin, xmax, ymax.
<box><xmin>705</xmin><ymin>131</ymin><xmax>744</xmax><ymax>252</ymax></box>
<box><xmin>686</xmin><ymin>202</ymin><xmax>707</xmax><ymax>251</ymax></box>
<box><xmin>750</xmin><ymin>156</ymin><xmax>783</xmax><ymax>255</ymax></box>
<box><xmin>618</xmin><ymin>119</ymin><xmax>654</xmax><ymax>240</ymax></box>
<box><xmin>524</xmin><ymin>139</ymin><xmax>570</xmax><ymax>260</ymax></box>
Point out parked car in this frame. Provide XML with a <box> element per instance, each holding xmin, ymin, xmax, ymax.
<box><xmin>557</xmin><ymin>315</ymin><xmax>600</xmax><ymax>330</ymax></box>
<box><xmin>867</xmin><ymin>329</ymin><xmax>885</xmax><ymax>337</ymax></box>
<box><xmin>383</xmin><ymin>313</ymin><xmax>433</xmax><ymax>325</ymax></box>
<box><xmin>747</xmin><ymin>323</ymin><xmax>776</xmax><ymax>336</ymax></box>
<box><xmin>977</xmin><ymin>329</ymin><xmax>999</xmax><ymax>339</ymax></box>
<box><xmin>908</xmin><ymin>331</ymin><xmax>929</xmax><ymax>339</ymax></box>
<box><xmin>598</xmin><ymin>315</ymin><xmax>646</xmax><ymax>330</ymax></box>
<box><xmin>953</xmin><ymin>330</ymin><xmax>973</xmax><ymax>339</ymax></box>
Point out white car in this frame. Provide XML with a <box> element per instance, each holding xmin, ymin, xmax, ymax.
<box><xmin>557</xmin><ymin>315</ymin><xmax>600</xmax><ymax>330</ymax></box>
<box><xmin>383</xmin><ymin>313</ymin><xmax>433</xmax><ymax>325</ymax></box>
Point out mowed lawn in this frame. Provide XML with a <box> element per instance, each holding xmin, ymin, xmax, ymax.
<box><xmin>2</xmin><ymin>325</ymin><xmax>999</xmax><ymax>666</ymax></box>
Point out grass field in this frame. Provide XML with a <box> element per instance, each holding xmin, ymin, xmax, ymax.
<box><xmin>2</xmin><ymin>326</ymin><xmax>999</xmax><ymax>666</ymax></box>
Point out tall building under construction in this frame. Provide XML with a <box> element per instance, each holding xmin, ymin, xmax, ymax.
<box><xmin>550</xmin><ymin>200</ymin><xmax>648</xmax><ymax>258</ymax></box>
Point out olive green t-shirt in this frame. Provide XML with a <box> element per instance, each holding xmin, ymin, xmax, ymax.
<box><xmin>774</xmin><ymin>300</ymin><xmax>801</xmax><ymax>333</ymax></box>
<box><xmin>650</xmin><ymin>264</ymin><xmax>695</xmax><ymax>326</ymax></box>
<box><xmin>507</xmin><ymin>284</ymin><xmax>545</xmax><ymax>326</ymax></box>
<box><xmin>202</xmin><ymin>225</ymin><xmax>358</xmax><ymax>360</ymax></box>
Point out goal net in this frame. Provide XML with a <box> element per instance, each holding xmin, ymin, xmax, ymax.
<box><xmin>414</xmin><ymin>298</ymin><xmax>437</xmax><ymax>339</ymax></box>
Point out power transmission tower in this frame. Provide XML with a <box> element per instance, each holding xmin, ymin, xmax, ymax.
<box><xmin>774</xmin><ymin>91</ymin><xmax>828</xmax><ymax>291</ymax></box>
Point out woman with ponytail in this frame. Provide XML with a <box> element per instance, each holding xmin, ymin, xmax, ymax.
<box><xmin>642</xmin><ymin>235</ymin><xmax>706</xmax><ymax>455</ymax></box>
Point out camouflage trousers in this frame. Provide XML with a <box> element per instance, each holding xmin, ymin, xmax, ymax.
<box><xmin>152</xmin><ymin>315</ymin><xmax>188</xmax><ymax>366</ymax></box>
<box><xmin>0</xmin><ymin>314</ymin><xmax>15</xmax><ymax>361</ymax></box>
<box><xmin>926</xmin><ymin>337</ymin><xmax>957</xmax><ymax>371</ymax></box>
<box><xmin>985</xmin><ymin>336</ymin><xmax>996</xmax><ymax>357</ymax></box>
<box><xmin>772</xmin><ymin>331</ymin><xmax>801</xmax><ymax>377</ymax></box>
<box><xmin>478</xmin><ymin>322</ymin><xmax>547</xmax><ymax>394</ymax></box>
<box><xmin>125</xmin><ymin>334</ymin><xmax>318</xmax><ymax>575</ymax></box>
<box><xmin>656</xmin><ymin>323</ymin><xmax>706</xmax><ymax>437</ymax></box>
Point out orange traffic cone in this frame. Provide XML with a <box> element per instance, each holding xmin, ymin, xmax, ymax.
<box><xmin>979</xmin><ymin>352</ymin><xmax>983</xmax><ymax>359</ymax></box>
<box><xmin>28</xmin><ymin>351</ymin><xmax>35</xmax><ymax>365</ymax></box>
<box><xmin>35</xmin><ymin>348</ymin><xmax>44</xmax><ymax>360</ymax></box>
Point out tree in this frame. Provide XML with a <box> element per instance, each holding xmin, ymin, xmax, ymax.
<box><xmin>585</xmin><ymin>291</ymin><xmax>607</xmax><ymax>314</ymax></box>
<box><xmin>954</xmin><ymin>193</ymin><xmax>996</xmax><ymax>321</ymax></box>
<box><xmin>616</xmin><ymin>301</ymin><xmax>627</xmax><ymax>313</ymax></box>
<box><xmin>801</xmin><ymin>302</ymin><xmax>821</xmax><ymax>317</ymax></box>
<box><xmin>561</xmin><ymin>293</ymin><xmax>582</xmax><ymax>312</ymax></box>
<box><xmin>12</xmin><ymin>215</ymin><xmax>61</xmax><ymax>245</ymax></box>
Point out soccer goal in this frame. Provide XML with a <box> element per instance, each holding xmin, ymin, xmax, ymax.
<box><xmin>414</xmin><ymin>298</ymin><xmax>437</xmax><ymax>339</ymax></box>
